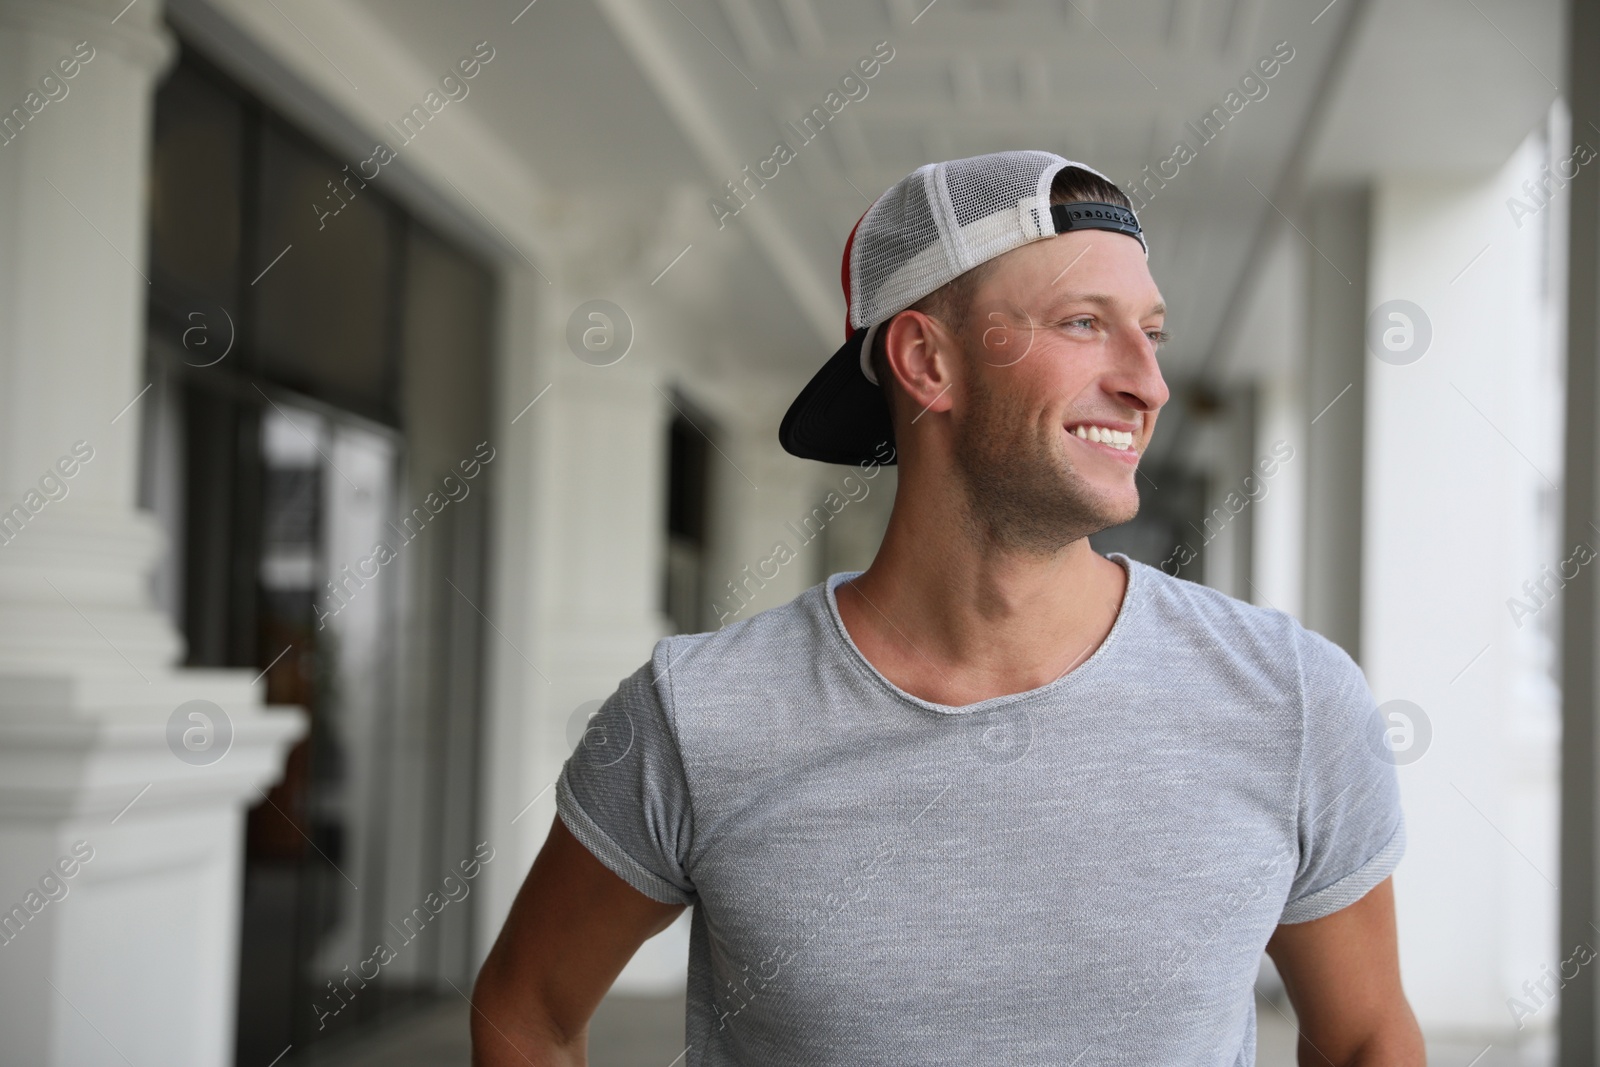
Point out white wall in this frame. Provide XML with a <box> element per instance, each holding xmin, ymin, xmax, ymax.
<box><xmin>1363</xmin><ymin>126</ymin><xmax>1563</xmax><ymax>1041</ymax></box>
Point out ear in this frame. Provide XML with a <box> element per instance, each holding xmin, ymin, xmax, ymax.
<box><xmin>883</xmin><ymin>309</ymin><xmax>959</xmax><ymax>421</ymax></box>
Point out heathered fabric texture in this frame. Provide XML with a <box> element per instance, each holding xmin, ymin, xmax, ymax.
<box><xmin>556</xmin><ymin>554</ymin><xmax>1405</xmax><ymax>1066</ymax></box>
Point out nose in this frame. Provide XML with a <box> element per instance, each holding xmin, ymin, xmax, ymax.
<box><xmin>1108</xmin><ymin>322</ymin><xmax>1170</xmax><ymax>414</ymax></box>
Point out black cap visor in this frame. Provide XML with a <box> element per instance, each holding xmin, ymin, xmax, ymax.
<box><xmin>778</xmin><ymin>326</ymin><xmax>897</xmax><ymax>466</ymax></box>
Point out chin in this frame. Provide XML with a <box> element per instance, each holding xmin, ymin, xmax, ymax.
<box><xmin>1082</xmin><ymin>485</ymin><xmax>1141</xmax><ymax>533</ymax></box>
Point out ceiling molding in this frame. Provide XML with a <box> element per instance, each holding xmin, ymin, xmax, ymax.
<box><xmin>591</xmin><ymin>0</ymin><xmax>843</xmax><ymax>347</ymax></box>
<box><xmin>777</xmin><ymin>0</ymin><xmax>828</xmax><ymax>55</ymax></box>
<box><xmin>716</xmin><ymin>0</ymin><xmax>777</xmax><ymax>64</ymax></box>
<box><xmin>1154</xmin><ymin>0</ymin><xmax>1377</xmax><ymax>464</ymax></box>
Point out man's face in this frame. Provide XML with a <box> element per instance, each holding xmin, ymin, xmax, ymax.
<box><xmin>945</xmin><ymin>228</ymin><xmax>1169</xmax><ymax>552</ymax></box>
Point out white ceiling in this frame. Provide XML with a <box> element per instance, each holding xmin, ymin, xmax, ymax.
<box><xmin>336</xmin><ymin>0</ymin><xmax>1558</xmax><ymax>401</ymax></box>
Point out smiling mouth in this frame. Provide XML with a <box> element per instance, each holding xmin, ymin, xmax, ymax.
<box><xmin>1068</xmin><ymin>423</ymin><xmax>1136</xmax><ymax>451</ymax></box>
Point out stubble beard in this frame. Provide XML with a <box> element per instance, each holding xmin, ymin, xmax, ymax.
<box><xmin>951</xmin><ymin>364</ymin><xmax>1138</xmax><ymax>555</ymax></box>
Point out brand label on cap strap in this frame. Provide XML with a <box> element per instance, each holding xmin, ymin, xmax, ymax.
<box><xmin>1050</xmin><ymin>201</ymin><xmax>1145</xmax><ymax>251</ymax></box>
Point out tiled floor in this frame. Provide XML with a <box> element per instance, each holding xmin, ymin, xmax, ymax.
<box><xmin>294</xmin><ymin>990</ymin><xmax>690</xmax><ymax>1067</ymax></box>
<box><xmin>304</xmin><ymin>989</ymin><xmax>1552</xmax><ymax>1066</ymax></box>
<box><xmin>1258</xmin><ymin>996</ymin><xmax>1556</xmax><ymax>1067</ymax></box>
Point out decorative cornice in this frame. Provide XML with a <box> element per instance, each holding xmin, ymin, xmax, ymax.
<box><xmin>0</xmin><ymin>701</ymin><xmax>305</xmax><ymax>819</ymax></box>
<box><xmin>0</xmin><ymin>0</ymin><xmax>176</xmax><ymax>75</ymax></box>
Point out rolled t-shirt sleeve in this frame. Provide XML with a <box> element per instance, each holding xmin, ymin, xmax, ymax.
<box><xmin>1279</xmin><ymin>626</ymin><xmax>1406</xmax><ymax>925</ymax></box>
<box><xmin>555</xmin><ymin>647</ymin><xmax>697</xmax><ymax>906</ymax></box>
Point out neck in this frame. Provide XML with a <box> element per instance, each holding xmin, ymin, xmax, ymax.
<box><xmin>834</xmin><ymin>460</ymin><xmax>1128</xmax><ymax>707</ymax></box>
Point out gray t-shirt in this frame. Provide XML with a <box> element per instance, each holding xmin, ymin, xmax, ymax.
<box><xmin>556</xmin><ymin>554</ymin><xmax>1405</xmax><ymax>1066</ymax></box>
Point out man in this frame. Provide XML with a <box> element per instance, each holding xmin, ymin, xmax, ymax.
<box><xmin>472</xmin><ymin>151</ymin><xmax>1422</xmax><ymax>1065</ymax></box>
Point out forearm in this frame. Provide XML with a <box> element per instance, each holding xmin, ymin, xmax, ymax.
<box><xmin>1298</xmin><ymin>1008</ymin><xmax>1425</xmax><ymax>1067</ymax></box>
<box><xmin>1270</xmin><ymin>879</ymin><xmax>1423</xmax><ymax>1067</ymax></box>
<box><xmin>470</xmin><ymin>960</ymin><xmax>587</xmax><ymax>1067</ymax></box>
<box><xmin>469</xmin><ymin>1004</ymin><xmax>585</xmax><ymax>1066</ymax></box>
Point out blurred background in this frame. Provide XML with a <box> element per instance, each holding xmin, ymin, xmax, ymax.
<box><xmin>0</xmin><ymin>0</ymin><xmax>1592</xmax><ymax>1063</ymax></box>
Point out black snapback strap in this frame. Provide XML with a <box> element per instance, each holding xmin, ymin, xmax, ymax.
<box><xmin>1050</xmin><ymin>201</ymin><xmax>1145</xmax><ymax>250</ymax></box>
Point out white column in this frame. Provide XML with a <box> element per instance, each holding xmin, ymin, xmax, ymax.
<box><xmin>0</xmin><ymin>2</ymin><xmax>303</xmax><ymax>1065</ymax></box>
<box><xmin>702</xmin><ymin>397</ymin><xmax>836</xmax><ymax>626</ymax></box>
<box><xmin>1362</xmin><ymin>131</ymin><xmax>1562</xmax><ymax>1042</ymax></box>
<box><xmin>476</xmin><ymin>267</ymin><xmax>553</xmax><ymax>961</ymax></box>
<box><xmin>1302</xmin><ymin>187</ymin><xmax>1371</xmax><ymax>659</ymax></box>
<box><xmin>1252</xmin><ymin>368</ymin><xmax>1307</xmax><ymax>619</ymax></box>
<box><xmin>473</xmin><ymin>275</ymin><xmax>686</xmax><ymax>991</ymax></box>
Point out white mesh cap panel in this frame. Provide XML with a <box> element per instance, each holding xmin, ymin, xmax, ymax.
<box><xmin>850</xmin><ymin>163</ymin><xmax>948</xmax><ymax>331</ymax></box>
<box><xmin>937</xmin><ymin>150</ymin><xmax>1063</xmax><ymax>270</ymax></box>
<box><xmin>850</xmin><ymin>151</ymin><xmax>1130</xmax><ymax>333</ymax></box>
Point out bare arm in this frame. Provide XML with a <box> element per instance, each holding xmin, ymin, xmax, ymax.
<box><xmin>470</xmin><ymin>814</ymin><xmax>687</xmax><ymax>1066</ymax></box>
<box><xmin>1264</xmin><ymin>876</ymin><xmax>1424</xmax><ymax>1066</ymax></box>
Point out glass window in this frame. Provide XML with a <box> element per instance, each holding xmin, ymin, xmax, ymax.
<box><xmin>399</xmin><ymin>225</ymin><xmax>492</xmax><ymax>468</ymax></box>
<box><xmin>253</xmin><ymin>123</ymin><xmax>397</xmax><ymax>417</ymax></box>
<box><xmin>149</xmin><ymin>61</ymin><xmax>243</xmax><ymax>310</ymax></box>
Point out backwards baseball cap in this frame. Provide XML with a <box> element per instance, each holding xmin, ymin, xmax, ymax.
<box><xmin>778</xmin><ymin>150</ymin><xmax>1145</xmax><ymax>466</ymax></box>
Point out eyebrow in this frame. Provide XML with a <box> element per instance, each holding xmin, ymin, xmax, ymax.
<box><xmin>1050</xmin><ymin>292</ymin><xmax>1167</xmax><ymax>316</ymax></box>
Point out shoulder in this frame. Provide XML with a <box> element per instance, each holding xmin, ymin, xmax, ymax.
<box><xmin>1120</xmin><ymin>555</ymin><xmax>1334</xmax><ymax>697</ymax></box>
<box><xmin>646</xmin><ymin>581</ymin><xmax>836</xmax><ymax>716</ymax></box>
<box><xmin>1125</xmin><ymin>555</ymin><xmax>1300</xmax><ymax>648</ymax></box>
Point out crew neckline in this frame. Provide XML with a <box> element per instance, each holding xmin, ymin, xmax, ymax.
<box><xmin>819</xmin><ymin>551</ymin><xmax>1141</xmax><ymax>716</ymax></box>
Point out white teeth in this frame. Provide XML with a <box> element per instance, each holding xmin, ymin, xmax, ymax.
<box><xmin>1071</xmin><ymin>425</ymin><xmax>1134</xmax><ymax>450</ymax></box>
